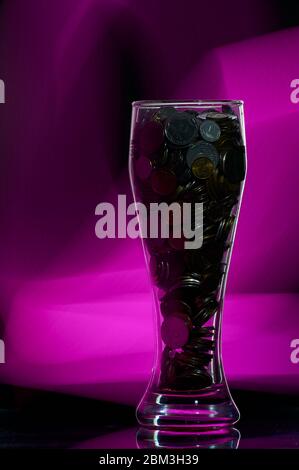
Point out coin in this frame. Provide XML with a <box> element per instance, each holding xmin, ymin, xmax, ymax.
<box><xmin>207</xmin><ymin>195</ymin><xmax>237</xmax><ymax>222</ymax></box>
<box><xmin>151</xmin><ymin>145</ymin><xmax>169</xmax><ymax>167</ymax></box>
<box><xmin>222</xmin><ymin>104</ymin><xmax>235</xmax><ymax>115</ymax></box>
<box><xmin>174</xmin><ymin>369</ymin><xmax>212</xmax><ymax>390</ymax></box>
<box><xmin>222</xmin><ymin>146</ymin><xmax>246</xmax><ymax>183</ymax></box>
<box><xmin>186</xmin><ymin>335</ymin><xmax>215</xmax><ymax>352</ymax></box>
<box><xmin>161</xmin><ymin>298</ymin><xmax>192</xmax><ymax>317</ymax></box>
<box><xmin>150</xmin><ymin>252</ymin><xmax>184</xmax><ymax>288</ymax></box>
<box><xmin>168</xmin><ymin>148</ymin><xmax>185</xmax><ymax>171</ymax></box>
<box><xmin>139</xmin><ymin>121</ymin><xmax>164</xmax><ymax>156</ymax></box>
<box><xmin>177</xmin><ymin>166</ymin><xmax>193</xmax><ymax>185</ymax></box>
<box><xmin>201</xmin><ymin>271</ymin><xmax>223</xmax><ymax>295</ymax></box>
<box><xmin>165</xmin><ymin>112</ymin><xmax>198</xmax><ymax>146</ymax></box>
<box><xmin>193</xmin><ymin>297</ymin><xmax>218</xmax><ymax>326</ymax></box>
<box><xmin>186</xmin><ymin>141</ymin><xmax>219</xmax><ymax>168</ymax></box>
<box><xmin>181</xmin><ymin>181</ymin><xmax>208</xmax><ymax>203</ymax></box>
<box><xmin>200</xmin><ymin>119</ymin><xmax>221</xmax><ymax>142</ymax></box>
<box><xmin>185</xmin><ymin>109</ymin><xmax>200</xmax><ymax>118</ymax></box>
<box><xmin>191</xmin><ymin>157</ymin><xmax>214</xmax><ymax>180</ymax></box>
<box><xmin>154</xmin><ymin>106</ymin><xmax>177</xmax><ymax>122</ymax></box>
<box><xmin>135</xmin><ymin>155</ymin><xmax>152</xmax><ymax>180</ymax></box>
<box><xmin>170</xmin><ymin>274</ymin><xmax>203</xmax><ymax>292</ymax></box>
<box><xmin>161</xmin><ymin>313</ymin><xmax>192</xmax><ymax>349</ymax></box>
<box><xmin>151</xmin><ymin>169</ymin><xmax>177</xmax><ymax>195</ymax></box>
<box><xmin>184</xmin><ymin>250</ymin><xmax>211</xmax><ymax>274</ymax></box>
<box><xmin>206</xmin><ymin>111</ymin><xmax>230</xmax><ymax>121</ymax></box>
<box><xmin>169</xmin><ymin>184</ymin><xmax>187</xmax><ymax>202</ymax></box>
<box><xmin>216</xmin><ymin>216</ymin><xmax>235</xmax><ymax>241</ymax></box>
<box><xmin>150</xmin><ymin>255</ymin><xmax>171</xmax><ymax>287</ymax></box>
<box><xmin>162</xmin><ymin>148</ymin><xmax>192</xmax><ymax>184</ymax></box>
<box><xmin>177</xmin><ymin>348</ymin><xmax>213</xmax><ymax>367</ymax></box>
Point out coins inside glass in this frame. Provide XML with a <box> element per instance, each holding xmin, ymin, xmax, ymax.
<box><xmin>191</xmin><ymin>157</ymin><xmax>214</xmax><ymax>179</ymax></box>
<box><xmin>132</xmin><ymin>104</ymin><xmax>246</xmax><ymax>393</ymax></box>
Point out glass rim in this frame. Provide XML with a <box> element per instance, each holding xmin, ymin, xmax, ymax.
<box><xmin>132</xmin><ymin>99</ymin><xmax>243</xmax><ymax>108</ymax></box>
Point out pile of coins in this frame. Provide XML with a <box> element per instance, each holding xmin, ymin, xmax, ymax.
<box><xmin>131</xmin><ymin>105</ymin><xmax>246</xmax><ymax>392</ymax></box>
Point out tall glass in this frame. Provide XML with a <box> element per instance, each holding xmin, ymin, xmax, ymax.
<box><xmin>129</xmin><ymin>100</ymin><xmax>246</xmax><ymax>429</ymax></box>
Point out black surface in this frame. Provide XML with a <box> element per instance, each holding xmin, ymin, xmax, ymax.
<box><xmin>0</xmin><ymin>386</ymin><xmax>135</xmax><ymax>449</ymax></box>
<box><xmin>0</xmin><ymin>385</ymin><xmax>299</xmax><ymax>449</ymax></box>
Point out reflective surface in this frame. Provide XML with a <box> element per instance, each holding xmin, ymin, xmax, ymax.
<box><xmin>1</xmin><ymin>387</ymin><xmax>299</xmax><ymax>449</ymax></box>
<box><xmin>136</xmin><ymin>427</ymin><xmax>240</xmax><ymax>449</ymax></box>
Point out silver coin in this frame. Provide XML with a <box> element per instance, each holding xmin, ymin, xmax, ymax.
<box><xmin>200</xmin><ymin>119</ymin><xmax>221</xmax><ymax>142</ymax></box>
<box><xmin>165</xmin><ymin>112</ymin><xmax>198</xmax><ymax>146</ymax></box>
<box><xmin>206</xmin><ymin>111</ymin><xmax>229</xmax><ymax>120</ymax></box>
<box><xmin>186</xmin><ymin>141</ymin><xmax>219</xmax><ymax>168</ymax></box>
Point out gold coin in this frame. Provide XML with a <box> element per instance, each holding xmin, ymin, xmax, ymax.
<box><xmin>191</xmin><ymin>157</ymin><xmax>214</xmax><ymax>180</ymax></box>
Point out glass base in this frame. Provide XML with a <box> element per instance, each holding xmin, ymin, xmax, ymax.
<box><xmin>136</xmin><ymin>384</ymin><xmax>240</xmax><ymax>430</ymax></box>
<box><xmin>136</xmin><ymin>427</ymin><xmax>241</xmax><ymax>448</ymax></box>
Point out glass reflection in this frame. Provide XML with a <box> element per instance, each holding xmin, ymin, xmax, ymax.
<box><xmin>136</xmin><ymin>426</ymin><xmax>240</xmax><ymax>449</ymax></box>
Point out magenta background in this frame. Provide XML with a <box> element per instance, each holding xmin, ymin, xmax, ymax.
<box><xmin>0</xmin><ymin>0</ymin><xmax>298</xmax><ymax>404</ymax></box>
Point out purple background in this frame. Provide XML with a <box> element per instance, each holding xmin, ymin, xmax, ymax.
<box><xmin>0</xmin><ymin>0</ymin><xmax>299</xmax><ymax>404</ymax></box>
